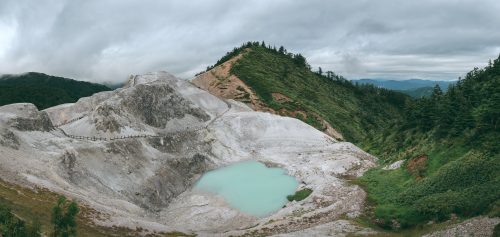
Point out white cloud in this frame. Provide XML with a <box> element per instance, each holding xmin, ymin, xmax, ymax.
<box><xmin>0</xmin><ymin>0</ymin><xmax>499</xmax><ymax>82</ymax></box>
<box><xmin>0</xmin><ymin>20</ymin><xmax>16</xmax><ymax>58</ymax></box>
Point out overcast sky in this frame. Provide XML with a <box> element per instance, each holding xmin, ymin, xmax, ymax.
<box><xmin>1</xmin><ymin>0</ymin><xmax>499</xmax><ymax>83</ymax></box>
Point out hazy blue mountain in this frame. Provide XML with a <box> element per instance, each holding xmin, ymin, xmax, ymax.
<box><xmin>352</xmin><ymin>78</ymin><xmax>455</xmax><ymax>91</ymax></box>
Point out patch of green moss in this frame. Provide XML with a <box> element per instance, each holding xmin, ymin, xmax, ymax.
<box><xmin>287</xmin><ymin>188</ymin><xmax>313</xmax><ymax>202</ymax></box>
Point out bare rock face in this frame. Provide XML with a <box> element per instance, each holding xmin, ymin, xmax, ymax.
<box><xmin>423</xmin><ymin>216</ymin><xmax>500</xmax><ymax>237</ymax></box>
<box><xmin>44</xmin><ymin>72</ymin><xmax>219</xmax><ymax>139</ymax></box>
<box><xmin>141</xmin><ymin>153</ymin><xmax>212</xmax><ymax>210</ymax></box>
<box><xmin>0</xmin><ymin>103</ymin><xmax>53</xmax><ymax>131</ymax></box>
<box><xmin>93</xmin><ymin>103</ymin><xmax>123</xmax><ymax>133</ymax></box>
<box><xmin>90</xmin><ymin>83</ymin><xmax>210</xmax><ymax>133</ymax></box>
<box><xmin>0</xmin><ymin>128</ymin><xmax>19</xmax><ymax>149</ymax></box>
<box><xmin>0</xmin><ymin>71</ymin><xmax>378</xmax><ymax>236</ymax></box>
<box><xmin>121</xmin><ymin>83</ymin><xmax>210</xmax><ymax>128</ymax></box>
<box><xmin>14</xmin><ymin>112</ymin><xmax>53</xmax><ymax>131</ymax></box>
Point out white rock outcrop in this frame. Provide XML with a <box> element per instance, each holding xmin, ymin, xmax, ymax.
<box><xmin>0</xmin><ymin>71</ymin><xmax>377</xmax><ymax>236</ymax></box>
<box><xmin>383</xmin><ymin>160</ymin><xmax>405</xmax><ymax>170</ymax></box>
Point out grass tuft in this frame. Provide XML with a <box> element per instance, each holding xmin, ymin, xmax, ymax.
<box><xmin>287</xmin><ymin>188</ymin><xmax>313</xmax><ymax>202</ymax></box>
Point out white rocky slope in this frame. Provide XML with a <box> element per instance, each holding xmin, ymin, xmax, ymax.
<box><xmin>0</xmin><ymin>71</ymin><xmax>377</xmax><ymax>236</ymax></box>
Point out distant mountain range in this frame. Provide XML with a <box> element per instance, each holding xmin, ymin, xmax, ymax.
<box><xmin>351</xmin><ymin>79</ymin><xmax>456</xmax><ymax>98</ymax></box>
<box><xmin>352</xmin><ymin>78</ymin><xmax>455</xmax><ymax>90</ymax></box>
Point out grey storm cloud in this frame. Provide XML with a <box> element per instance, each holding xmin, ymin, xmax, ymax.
<box><xmin>0</xmin><ymin>0</ymin><xmax>499</xmax><ymax>83</ymax></box>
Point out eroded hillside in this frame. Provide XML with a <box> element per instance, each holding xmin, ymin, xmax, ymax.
<box><xmin>0</xmin><ymin>71</ymin><xmax>378</xmax><ymax>236</ymax></box>
<box><xmin>193</xmin><ymin>42</ymin><xmax>409</xmax><ymax>145</ymax></box>
<box><xmin>192</xmin><ymin>49</ymin><xmax>344</xmax><ymax>140</ymax></box>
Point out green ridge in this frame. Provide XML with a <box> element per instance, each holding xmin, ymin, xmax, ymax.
<box><xmin>219</xmin><ymin>42</ymin><xmax>408</xmax><ymax>143</ymax></box>
<box><xmin>0</xmin><ymin>72</ymin><xmax>111</xmax><ymax>110</ymax></box>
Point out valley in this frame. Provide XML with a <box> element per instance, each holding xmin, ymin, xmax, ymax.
<box><xmin>1</xmin><ymin>1</ymin><xmax>499</xmax><ymax>236</ymax></box>
<box><xmin>193</xmin><ymin>42</ymin><xmax>500</xmax><ymax>235</ymax></box>
<box><xmin>0</xmin><ymin>43</ymin><xmax>498</xmax><ymax>237</ymax></box>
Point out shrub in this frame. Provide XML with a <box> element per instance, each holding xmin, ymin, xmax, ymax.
<box><xmin>287</xmin><ymin>188</ymin><xmax>313</xmax><ymax>202</ymax></box>
<box><xmin>0</xmin><ymin>204</ymin><xmax>41</xmax><ymax>237</ymax></box>
<box><xmin>51</xmin><ymin>196</ymin><xmax>79</xmax><ymax>237</ymax></box>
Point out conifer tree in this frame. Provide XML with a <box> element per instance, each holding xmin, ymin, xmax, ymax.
<box><xmin>51</xmin><ymin>197</ymin><xmax>79</xmax><ymax>237</ymax></box>
<box><xmin>278</xmin><ymin>46</ymin><xmax>285</xmax><ymax>54</ymax></box>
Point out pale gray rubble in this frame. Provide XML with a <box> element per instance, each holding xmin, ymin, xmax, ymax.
<box><xmin>382</xmin><ymin>160</ymin><xmax>405</xmax><ymax>170</ymax></box>
<box><xmin>422</xmin><ymin>216</ymin><xmax>499</xmax><ymax>237</ymax></box>
<box><xmin>0</xmin><ymin>71</ymin><xmax>378</xmax><ymax>236</ymax></box>
<box><xmin>272</xmin><ymin>220</ymin><xmax>377</xmax><ymax>237</ymax></box>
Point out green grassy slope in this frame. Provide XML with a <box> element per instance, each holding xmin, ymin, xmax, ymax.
<box><xmin>0</xmin><ymin>179</ymin><xmax>192</xmax><ymax>237</ymax></box>
<box><xmin>226</xmin><ymin>42</ymin><xmax>409</xmax><ymax>143</ymax></box>
<box><xmin>0</xmin><ymin>72</ymin><xmax>111</xmax><ymax>110</ymax></box>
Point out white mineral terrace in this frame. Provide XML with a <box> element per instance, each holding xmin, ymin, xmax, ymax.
<box><xmin>0</xmin><ymin>71</ymin><xmax>377</xmax><ymax>236</ymax></box>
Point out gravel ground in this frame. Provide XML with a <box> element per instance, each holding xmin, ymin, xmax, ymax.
<box><xmin>423</xmin><ymin>216</ymin><xmax>500</xmax><ymax>237</ymax></box>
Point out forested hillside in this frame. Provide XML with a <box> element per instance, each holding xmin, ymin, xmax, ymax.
<box><xmin>203</xmin><ymin>42</ymin><xmax>500</xmax><ymax>231</ymax></box>
<box><xmin>397</xmin><ymin>86</ymin><xmax>435</xmax><ymax>98</ymax></box>
<box><xmin>364</xmin><ymin>56</ymin><xmax>500</xmax><ymax>159</ymax></box>
<box><xmin>0</xmin><ymin>72</ymin><xmax>111</xmax><ymax>110</ymax></box>
<box><xmin>208</xmin><ymin>42</ymin><xmax>409</xmax><ymax>143</ymax></box>
<box><xmin>360</xmin><ymin>56</ymin><xmax>500</xmax><ymax>229</ymax></box>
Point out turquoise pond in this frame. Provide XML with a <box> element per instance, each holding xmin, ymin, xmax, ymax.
<box><xmin>194</xmin><ymin>160</ymin><xmax>298</xmax><ymax>217</ymax></box>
